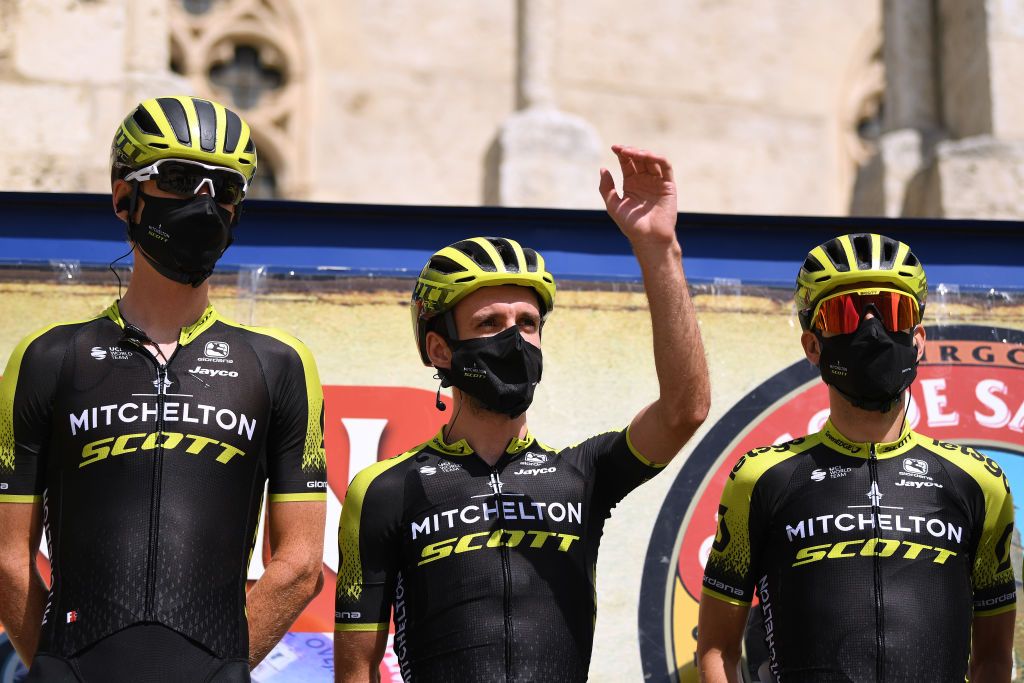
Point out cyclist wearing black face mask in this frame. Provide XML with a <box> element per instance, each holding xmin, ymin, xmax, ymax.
<box><xmin>0</xmin><ymin>96</ymin><xmax>327</xmax><ymax>682</ymax></box>
<box><xmin>697</xmin><ymin>234</ymin><xmax>1016</xmax><ymax>683</ymax></box>
<box><xmin>334</xmin><ymin>146</ymin><xmax>712</xmax><ymax>682</ymax></box>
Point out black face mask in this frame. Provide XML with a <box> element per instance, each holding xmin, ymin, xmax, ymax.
<box><xmin>438</xmin><ymin>326</ymin><xmax>543</xmax><ymax>418</ymax></box>
<box><xmin>130</xmin><ymin>191</ymin><xmax>234</xmax><ymax>287</ymax></box>
<box><xmin>817</xmin><ymin>316</ymin><xmax>919</xmax><ymax>412</ymax></box>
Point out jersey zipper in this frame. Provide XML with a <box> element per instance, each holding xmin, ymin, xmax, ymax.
<box><xmin>144</xmin><ymin>362</ymin><xmax>168</xmax><ymax>616</ymax></box>
<box><xmin>868</xmin><ymin>444</ymin><xmax>886</xmax><ymax>683</ymax></box>
<box><xmin>492</xmin><ymin>466</ymin><xmax>515</xmax><ymax>682</ymax></box>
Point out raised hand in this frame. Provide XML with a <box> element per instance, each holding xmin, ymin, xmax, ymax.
<box><xmin>599</xmin><ymin>145</ymin><xmax>678</xmax><ymax>248</ymax></box>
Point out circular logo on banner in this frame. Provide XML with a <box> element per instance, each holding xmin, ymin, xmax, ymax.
<box><xmin>638</xmin><ymin>325</ymin><xmax>1024</xmax><ymax>682</ymax></box>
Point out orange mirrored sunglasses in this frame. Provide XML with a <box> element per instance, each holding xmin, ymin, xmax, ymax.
<box><xmin>811</xmin><ymin>288</ymin><xmax>920</xmax><ymax>334</ymax></box>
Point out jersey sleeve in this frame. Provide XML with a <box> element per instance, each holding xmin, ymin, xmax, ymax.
<box><xmin>335</xmin><ymin>457</ymin><xmax>409</xmax><ymax>632</ymax></box>
<box><xmin>0</xmin><ymin>326</ymin><xmax>66</xmax><ymax>502</ymax></box>
<box><xmin>264</xmin><ymin>335</ymin><xmax>327</xmax><ymax>502</ymax></box>
<box><xmin>562</xmin><ymin>427</ymin><xmax>664</xmax><ymax>512</ymax></box>
<box><xmin>701</xmin><ymin>447</ymin><xmax>782</xmax><ymax>606</ymax></box>
<box><xmin>970</xmin><ymin>461</ymin><xmax>1016</xmax><ymax>616</ymax></box>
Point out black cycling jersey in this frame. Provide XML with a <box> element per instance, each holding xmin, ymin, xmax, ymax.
<box><xmin>335</xmin><ymin>427</ymin><xmax>662</xmax><ymax>682</ymax></box>
<box><xmin>702</xmin><ymin>419</ymin><xmax>1016</xmax><ymax>682</ymax></box>
<box><xmin>0</xmin><ymin>302</ymin><xmax>326</xmax><ymax>665</ymax></box>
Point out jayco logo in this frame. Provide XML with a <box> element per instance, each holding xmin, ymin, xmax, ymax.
<box><xmin>190</xmin><ymin>366</ymin><xmax>239</xmax><ymax>378</ymax></box>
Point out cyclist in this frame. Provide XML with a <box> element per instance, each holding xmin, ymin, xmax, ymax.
<box><xmin>333</xmin><ymin>146</ymin><xmax>711</xmax><ymax>681</ymax></box>
<box><xmin>697</xmin><ymin>234</ymin><xmax>1016</xmax><ymax>682</ymax></box>
<box><xmin>0</xmin><ymin>96</ymin><xmax>327</xmax><ymax>682</ymax></box>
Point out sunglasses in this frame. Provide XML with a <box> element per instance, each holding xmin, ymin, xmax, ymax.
<box><xmin>811</xmin><ymin>288</ymin><xmax>920</xmax><ymax>334</ymax></box>
<box><xmin>125</xmin><ymin>158</ymin><xmax>248</xmax><ymax>205</ymax></box>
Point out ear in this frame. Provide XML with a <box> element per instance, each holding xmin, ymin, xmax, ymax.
<box><xmin>425</xmin><ymin>331</ymin><xmax>453</xmax><ymax>370</ymax></box>
<box><xmin>913</xmin><ymin>324</ymin><xmax>927</xmax><ymax>362</ymax></box>
<box><xmin>801</xmin><ymin>330</ymin><xmax>822</xmax><ymax>367</ymax></box>
<box><xmin>112</xmin><ymin>180</ymin><xmax>134</xmax><ymax>224</ymax></box>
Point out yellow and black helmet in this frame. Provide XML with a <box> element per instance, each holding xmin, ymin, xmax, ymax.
<box><xmin>795</xmin><ymin>233</ymin><xmax>927</xmax><ymax>330</ymax></box>
<box><xmin>110</xmin><ymin>96</ymin><xmax>257</xmax><ymax>183</ymax></box>
<box><xmin>412</xmin><ymin>237</ymin><xmax>556</xmax><ymax>365</ymax></box>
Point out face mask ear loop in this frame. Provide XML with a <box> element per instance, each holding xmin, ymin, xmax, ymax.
<box><xmin>110</xmin><ymin>181</ymin><xmax>141</xmax><ymax>301</ymax></box>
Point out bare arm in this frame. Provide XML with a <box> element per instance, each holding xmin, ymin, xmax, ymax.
<box><xmin>600</xmin><ymin>145</ymin><xmax>711</xmax><ymax>464</ymax></box>
<box><xmin>247</xmin><ymin>500</ymin><xmax>326</xmax><ymax>668</ymax></box>
<box><xmin>334</xmin><ymin>629</ymin><xmax>388</xmax><ymax>682</ymax></box>
<box><xmin>970</xmin><ymin>610</ymin><xmax>1014</xmax><ymax>682</ymax></box>
<box><xmin>696</xmin><ymin>596</ymin><xmax>749</xmax><ymax>683</ymax></box>
<box><xmin>0</xmin><ymin>501</ymin><xmax>47</xmax><ymax>665</ymax></box>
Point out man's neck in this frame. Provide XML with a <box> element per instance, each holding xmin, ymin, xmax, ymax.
<box><xmin>444</xmin><ymin>390</ymin><xmax>529</xmax><ymax>467</ymax></box>
<box><xmin>118</xmin><ymin>254</ymin><xmax>211</xmax><ymax>345</ymax></box>
<box><xmin>827</xmin><ymin>386</ymin><xmax>909</xmax><ymax>444</ymax></box>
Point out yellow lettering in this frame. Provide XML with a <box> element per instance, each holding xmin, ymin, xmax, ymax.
<box><xmin>526</xmin><ymin>530</ymin><xmax>555</xmax><ymax>548</ymax></box>
<box><xmin>141</xmin><ymin>432</ymin><xmax>183</xmax><ymax>451</ymax></box>
<box><xmin>184</xmin><ymin>434</ymin><xmax>219</xmax><ymax>455</ymax></box>
<box><xmin>214</xmin><ymin>442</ymin><xmax>245</xmax><ymax>464</ymax></box>
<box><xmin>826</xmin><ymin>539</ymin><xmax>865</xmax><ymax>559</ymax></box>
<box><xmin>111</xmin><ymin>433</ymin><xmax>146</xmax><ymax>456</ymax></box>
<box><xmin>80</xmin><ymin>437</ymin><xmax>114</xmax><ymax>468</ymax></box>
<box><xmin>900</xmin><ymin>540</ymin><xmax>932</xmax><ymax>560</ymax></box>
<box><xmin>860</xmin><ymin>538</ymin><xmax>901</xmax><ymax>558</ymax></box>
<box><xmin>454</xmin><ymin>532</ymin><xmax>489</xmax><ymax>554</ymax></box>
<box><xmin>418</xmin><ymin>538</ymin><xmax>457</xmax><ymax>566</ymax></box>
<box><xmin>932</xmin><ymin>548</ymin><xmax>957</xmax><ymax>565</ymax></box>
<box><xmin>555</xmin><ymin>533</ymin><xmax>580</xmax><ymax>552</ymax></box>
<box><xmin>792</xmin><ymin>543</ymin><xmax>831</xmax><ymax>567</ymax></box>
<box><xmin>486</xmin><ymin>529</ymin><xmax>525</xmax><ymax>548</ymax></box>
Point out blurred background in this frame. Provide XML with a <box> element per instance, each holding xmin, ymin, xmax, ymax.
<box><xmin>1</xmin><ymin>0</ymin><xmax>1021</xmax><ymax>218</ymax></box>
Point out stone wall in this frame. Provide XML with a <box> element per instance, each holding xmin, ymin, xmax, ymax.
<box><xmin>0</xmin><ymin>0</ymin><xmax>883</xmax><ymax>217</ymax></box>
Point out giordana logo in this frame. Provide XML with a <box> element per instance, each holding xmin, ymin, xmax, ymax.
<box><xmin>522</xmin><ymin>452</ymin><xmax>549</xmax><ymax>466</ymax></box>
<box><xmin>810</xmin><ymin>469</ymin><xmax>826</xmax><ymax>482</ymax></box>
<box><xmin>902</xmin><ymin>458</ymin><xmax>929</xmax><ymax>476</ymax></box>
<box><xmin>91</xmin><ymin>347</ymin><xmax>106</xmax><ymax>360</ymax></box>
<box><xmin>204</xmin><ymin>341</ymin><xmax>230</xmax><ymax>358</ymax></box>
<box><xmin>419</xmin><ymin>465</ymin><xmax>437</xmax><ymax>476</ymax></box>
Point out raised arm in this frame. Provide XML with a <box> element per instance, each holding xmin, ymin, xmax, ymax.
<box><xmin>247</xmin><ymin>500</ymin><xmax>326</xmax><ymax>667</ymax></box>
<box><xmin>599</xmin><ymin>145</ymin><xmax>711</xmax><ymax>464</ymax></box>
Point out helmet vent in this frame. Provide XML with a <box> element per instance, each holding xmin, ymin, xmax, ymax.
<box><xmin>244</xmin><ymin>138</ymin><xmax>255</xmax><ymax>154</ymax></box>
<box><xmin>822</xmin><ymin>240</ymin><xmax>850</xmax><ymax>272</ymax></box>
<box><xmin>522</xmin><ymin>248</ymin><xmax>539</xmax><ymax>272</ymax></box>
<box><xmin>880</xmin><ymin>236</ymin><xmax>898</xmax><ymax>268</ymax></box>
<box><xmin>427</xmin><ymin>255</ymin><xmax>463</xmax><ymax>275</ymax></box>
<box><xmin>851</xmin><ymin>234</ymin><xmax>873</xmax><ymax>269</ymax></box>
<box><xmin>157</xmin><ymin>97</ymin><xmax>191</xmax><ymax>145</ymax></box>
<box><xmin>452</xmin><ymin>240</ymin><xmax>498</xmax><ymax>272</ymax></box>
<box><xmin>488</xmin><ymin>237</ymin><xmax>520</xmax><ymax>273</ymax></box>
<box><xmin>132</xmin><ymin>107</ymin><xmax>161</xmax><ymax>135</ymax></box>
<box><xmin>193</xmin><ymin>98</ymin><xmax>217</xmax><ymax>152</ymax></box>
<box><xmin>224</xmin><ymin>110</ymin><xmax>243</xmax><ymax>153</ymax></box>
<box><xmin>904</xmin><ymin>252</ymin><xmax>919</xmax><ymax>267</ymax></box>
<box><xmin>802</xmin><ymin>256</ymin><xmax>824</xmax><ymax>273</ymax></box>
<box><xmin>149</xmin><ymin>143</ymin><xmax>169</xmax><ymax>149</ymax></box>
<box><xmin>814</xmin><ymin>275</ymin><xmax>831</xmax><ymax>283</ymax></box>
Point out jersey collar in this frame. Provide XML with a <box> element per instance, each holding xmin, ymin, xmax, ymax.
<box><xmin>820</xmin><ymin>418</ymin><xmax>915</xmax><ymax>459</ymax></box>
<box><xmin>429</xmin><ymin>429</ymin><xmax>536</xmax><ymax>457</ymax></box>
<box><xmin>103</xmin><ymin>301</ymin><xmax>219</xmax><ymax>347</ymax></box>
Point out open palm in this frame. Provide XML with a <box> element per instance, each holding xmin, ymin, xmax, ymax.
<box><xmin>599</xmin><ymin>145</ymin><xmax>678</xmax><ymax>245</ymax></box>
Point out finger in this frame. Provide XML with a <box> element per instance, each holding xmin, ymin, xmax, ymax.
<box><xmin>598</xmin><ymin>168</ymin><xmax>622</xmax><ymax>211</ymax></box>
<box><xmin>644</xmin><ymin>159</ymin><xmax>664</xmax><ymax>178</ymax></box>
<box><xmin>615</xmin><ymin>149</ymin><xmax>639</xmax><ymax>177</ymax></box>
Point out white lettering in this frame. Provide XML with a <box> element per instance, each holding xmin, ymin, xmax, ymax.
<box><xmin>163</xmin><ymin>402</ymin><xmax>179</xmax><ymax>422</ymax></box>
<box><xmin>974</xmin><ymin>379</ymin><xmax>1011</xmax><ymax>429</ymax></box>
<box><xmin>215</xmin><ymin>409</ymin><xmax>237</xmax><ymax>431</ymax></box>
<box><xmin>69</xmin><ymin>410</ymin><xmax>88</xmax><ymax>436</ymax></box>
<box><xmin>785</xmin><ymin>521</ymin><xmax>805</xmax><ymax>541</ymax></box>
<box><xmin>118</xmin><ymin>403</ymin><xmax>138</xmax><ymax>423</ymax></box>
<box><xmin>238</xmin><ymin>414</ymin><xmax>256</xmax><ymax>440</ymax></box>
<box><xmin>834</xmin><ymin>513</ymin><xmax>855</xmax><ymax>531</ymax></box>
<box><xmin>410</xmin><ymin>518</ymin><xmax>430</xmax><ymax>540</ymax></box>
<box><xmin>548</xmin><ymin>502</ymin><xmax>566</xmax><ymax>522</ymax></box>
<box><xmin>181</xmin><ymin>402</ymin><xmax>199</xmax><ymax>424</ymax></box>
<box><xmin>920</xmin><ymin>379</ymin><xmax>959</xmax><ymax>427</ymax></box>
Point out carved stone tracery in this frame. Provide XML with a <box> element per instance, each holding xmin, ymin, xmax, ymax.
<box><xmin>168</xmin><ymin>0</ymin><xmax>308</xmax><ymax>198</ymax></box>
